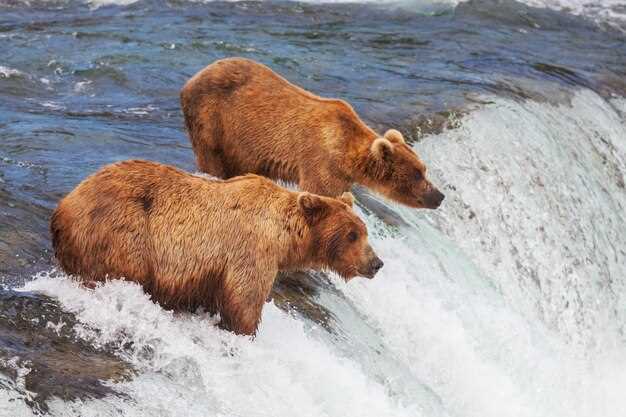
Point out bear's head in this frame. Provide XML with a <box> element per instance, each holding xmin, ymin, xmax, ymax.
<box><xmin>298</xmin><ymin>192</ymin><xmax>383</xmax><ymax>280</ymax></box>
<box><xmin>363</xmin><ymin>129</ymin><xmax>444</xmax><ymax>209</ymax></box>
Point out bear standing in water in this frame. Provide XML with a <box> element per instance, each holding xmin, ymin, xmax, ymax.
<box><xmin>50</xmin><ymin>160</ymin><xmax>383</xmax><ymax>335</ymax></box>
<box><xmin>181</xmin><ymin>57</ymin><xmax>444</xmax><ymax>209</ymax></box>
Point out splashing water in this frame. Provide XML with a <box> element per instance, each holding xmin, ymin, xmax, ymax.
<box><xmin>5</xmin><ymin>89</ymin><xmax>623</xmax><ymax>417</ymax></box>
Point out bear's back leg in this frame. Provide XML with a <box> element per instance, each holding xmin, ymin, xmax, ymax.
<box><xmin>187</xmin><ymin>103</ymin><xmax>228</xmax><ymax>178</ymax></box>
<box><xmin>181</xmin><ymin>64</ymin><xmax>253</xmax><ymax>179</ymax></box>
<box><xmin>51</xmin><ymin>198</ymin><xmax>153</xmax><ymax>285</ymax></box>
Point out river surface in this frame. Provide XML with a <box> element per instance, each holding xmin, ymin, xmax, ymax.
<box><xmin>1</xmin><ymin>0</ymin><xmax>625</xmax><ymax>416</ymax></box>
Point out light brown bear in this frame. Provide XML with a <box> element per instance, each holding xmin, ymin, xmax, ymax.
<box><xmin>50</xmin><ymin>160</ymin><xmax>382</xmax><ymax>335</ymax></box>
<box><xmin>180</xmin><ymin>57</ymin><xmax>444</xmax><ymax>209</ymax></box>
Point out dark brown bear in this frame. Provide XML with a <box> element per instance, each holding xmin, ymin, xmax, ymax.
<box><xmin>50</xmin><ymin>160</ymin><xmax>383</xmax><ymax>335</ymax></box>
<box><xmin>180</xmin><ymin>57</ymin><xmax>444</xmax><ymax>209</ymax></box>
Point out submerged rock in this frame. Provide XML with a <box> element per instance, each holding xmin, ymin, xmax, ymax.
<box><xmin>271</xmin><ymin>271</ymin><xmax>338</xmax><ymax>330</ymax></box>
<box><xmin>0</xmin><ymin>289</ymin><xmax>132</xmax><ymax>413</ymax></box>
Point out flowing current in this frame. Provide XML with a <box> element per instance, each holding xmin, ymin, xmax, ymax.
<box><xmin>1</xmin><ymin>0</ymin><xmax>625</xmax><ymax>416</ymax></box>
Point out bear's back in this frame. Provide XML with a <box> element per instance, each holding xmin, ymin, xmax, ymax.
<box><xmin>64</xmin><ymin>160</ymin><xmax>286</xmax><ymax>217</ymax></box>
<box><xmin>51</xmin><ymin>160</ymin><xmax>295</xmax><ymax>283</ymax></box>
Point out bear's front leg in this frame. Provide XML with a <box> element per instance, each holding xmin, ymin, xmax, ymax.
<box><xmin>219</xmin><ymin>265</ymin><xmax>276</xmax><ymax>336</ymax></box>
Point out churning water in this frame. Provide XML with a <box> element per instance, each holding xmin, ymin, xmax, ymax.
<box><xmin>1</xmin><ymin>0</ymin><xmax>625</xmax><ymax>416</ymax></box>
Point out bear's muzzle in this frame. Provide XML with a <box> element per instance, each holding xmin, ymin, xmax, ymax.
<box><xmin>425</xmin><ymin>188</ymin><xmax>445</xmax><ymax>209</ymax></box>
<box><xmin>363</xmin><ymin>256</ymin><xmax>384</xmax><ymax>279</ymax></box>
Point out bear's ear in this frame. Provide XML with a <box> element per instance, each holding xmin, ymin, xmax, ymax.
<box><xmin>371</xmin><ymin>138</ymin><xmax>394</xmax><ymax>160</ymax></box>
<box><xmin>384</xmin><ymin>129</ymin><xmax>406</xmax><ymax>144</ymax></box>
<box><xmin>339</xmin><ymin>192</ymin><xmax>354</xmax><ymax>208</ymax></box>
<box><xmin>298</xmin><ymin>192</ymin><xmax>329</xmax><ymax>224</ymax></box>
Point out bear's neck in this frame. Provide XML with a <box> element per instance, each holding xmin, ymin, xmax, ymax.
<box><xmin>322</xmin><ymin>111</ymin><xmax>379</xmax><ymax>185</ymax></box>
<box><xmin>275</xmin><ymin>200</ymin><xmax>314</xmax><ymax>271</ymax></box>
<box><xmin>349</xmin><ymin>146</ymin><xmax>384</xmax><ymax>189</ymax></box>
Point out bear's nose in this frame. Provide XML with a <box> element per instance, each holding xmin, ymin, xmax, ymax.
<box><xmin>434</xmin><ymin>190</ymin><xmax>445</xmax><ymax>205</ymax></box>
<box><xmin>369</xmin><ymin>257</ymin><xmax>384</xmax><ymax>275</ymax></box>
<box><xmin>427</xmin><ymin>189</ymin><xmax>445</xmax><ymax>208</ymax></box>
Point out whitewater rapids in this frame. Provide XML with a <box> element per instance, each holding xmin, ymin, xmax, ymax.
<box><xmin>2</xmin><ymin>89</ymin><xmax>623</xmax><ymax>417</ymax></box>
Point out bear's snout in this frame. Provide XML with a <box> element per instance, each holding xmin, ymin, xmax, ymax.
<box><xmin>425</xmin><ymin>188</ymin><xmax>445</xmax><ymax>209</ymax></box>
<box><xmin>369</xmin><ymin>256</ymin><xmax>385</xmax><ymax>278</ymax></box>
<box><xmin>363</xmin><ymin>255</ymin><xmax>384</xmax><ymax>279</ymax></box>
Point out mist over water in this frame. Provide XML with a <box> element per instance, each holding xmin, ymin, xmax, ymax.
<box><xmin>1</xmin><ymin>0</ymin><xmax>625</xmax><ymax>416</ymax></box>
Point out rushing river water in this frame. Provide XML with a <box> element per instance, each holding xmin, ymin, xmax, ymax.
<box><xmin>1</xmin><ymin>0</ymin><xmax>625</xmax><ymax>416</ymax></box>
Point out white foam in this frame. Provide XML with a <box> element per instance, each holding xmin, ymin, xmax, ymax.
<box><xmin>0</xmin><ymin>66</ymin><xmax>24</xmax><ymax>78</ymax></box>
<box><xmin>73</xmin><ymin>80</ymin><xmax>93</xmax><ymax>93</ymax></box>
<box><xmin>86</xmin><ymin>0</ymin><xmax>138</xmax><ymax>8</ymax></box>
<box><xmin>342</xmin><ymin>88</ymin><xmax>626</xmax><ymax>417</ymax></box>
<box><xmin>418</xmin><ymin>89</ymin><xmax>626</xmax><ymax>346</ymax></box>
<box><xmin>524</xmin><ymin>0</ymin><xmax>626</xmax><ymax>28</ymax></box>
<box><xmin>123</xmin><ymin>105</ymin><xmax>158</xmax><ymax>116</ymax></box>
<box><xmin>17</xmin><ymin>273</ymin><xmax>414</xmax><ymax>417</ymax></box>
<box><xmin>341</xmin><ymin>211</ymin><xmax>626</xmax><ymax>417</ymax></box>
<box><xmin>39</xmin><ymin>101</ymin><xmax>66</xmax><ymax>111</ymax></box>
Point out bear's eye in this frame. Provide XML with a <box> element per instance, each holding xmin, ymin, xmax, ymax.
<box><xmin>347</xmin><ymin>231</ymin><xmax>358</xmax><ymax>242</ymax></box>
<box><xmin>415</xmin><ymin>171</ymin><xmax>423</xmax><ymax>181</ymax></box>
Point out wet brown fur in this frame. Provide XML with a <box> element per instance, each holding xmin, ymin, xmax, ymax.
<box><xmin>180</xmin><ymin>57</ymin><xmax>444</xmax><ymax>209</ymax></box>
<box><xmin>50</xmin><ymin>160</ymin><xmax>379</xmax><ymax>335</ymax></box>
